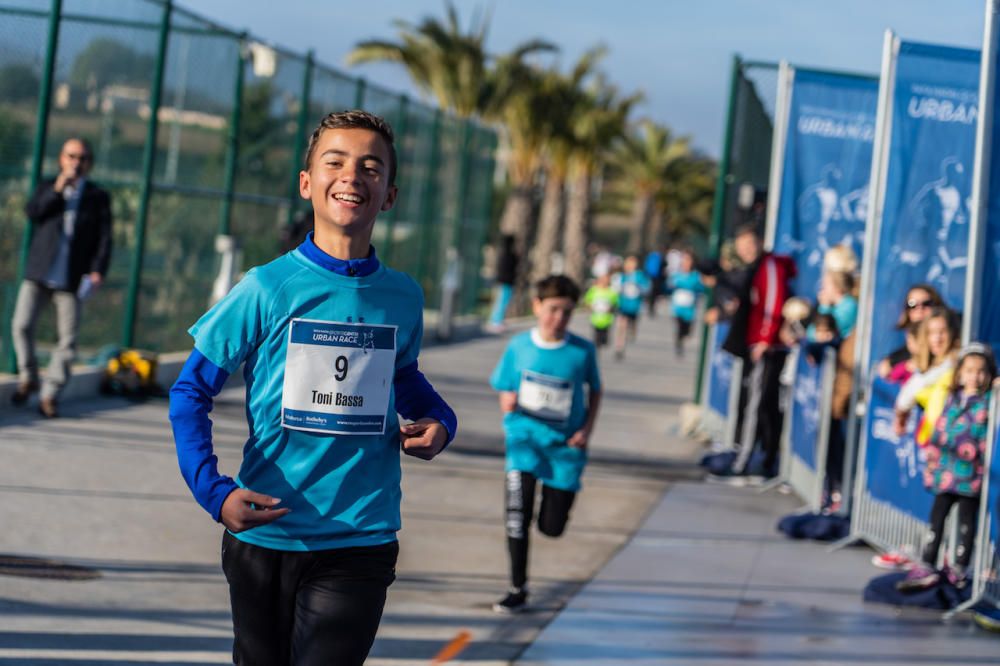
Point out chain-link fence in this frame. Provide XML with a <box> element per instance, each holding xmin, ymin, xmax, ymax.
<box><xmin>694</xmin><ymin>56</ymin><xmax>777</xmax><ymax>400</ymax></box>
<box><xmin>0</xmin><ymin>0</ymin><xmax>498</xmax><ymax>369</ymax></box>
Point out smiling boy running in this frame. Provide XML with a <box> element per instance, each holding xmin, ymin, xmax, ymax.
<box><xmin>169</xmin><ymin>110</ymin><xmax>457</xmax><ymax>665</ymax></box>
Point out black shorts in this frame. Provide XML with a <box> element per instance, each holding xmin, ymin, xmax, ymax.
<box><xmin>593</xmin><ymin>326</ymin><xmax>610</xmax><ymax>347</ymax></box>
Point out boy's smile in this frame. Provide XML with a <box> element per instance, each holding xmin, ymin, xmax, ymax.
<box><xmin>300</xmin><ymin>128</ymin><xmax>397</xmax><ymax>254</ymax></box>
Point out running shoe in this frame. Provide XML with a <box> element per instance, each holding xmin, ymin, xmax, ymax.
<box><xmin>871</xmin><ymin>551</ymin><xmax>913</xmax><ymax>571</ymax></box>
<box><xmin>493</xmin><ymin>588</ymin><xmax>528</xmax><ymax>614</ymax></box>
<box><xmin>895</xmin><ymin>564</ymin><xmax>940</xmax><ymax>592</ymax></box>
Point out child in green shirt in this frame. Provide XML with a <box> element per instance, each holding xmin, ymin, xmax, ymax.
<box><xmin>584</xmin><ymin>273</ymin><xmax>618</xmax><ymax>349</ymax></box>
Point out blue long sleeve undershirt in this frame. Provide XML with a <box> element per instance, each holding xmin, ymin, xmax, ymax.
<box><xmin>169</xmin><ymin>239</ymin><xmax>457</xmax><ymax>521</ymax></box>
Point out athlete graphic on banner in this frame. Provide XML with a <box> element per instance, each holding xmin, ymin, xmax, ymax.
<box><xmin>894</xmin><ymin>156</ymin><xmax>971</xmax><ymax>306</ymax></box>
<box><xmin>795</xmin><ymin>163</ymin><xmax>868</xmax><ymax>278</ymax></box>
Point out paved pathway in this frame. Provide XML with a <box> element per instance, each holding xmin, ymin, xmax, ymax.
<box><xmin>0</xmin><ymin>311</ymin><xmax>701</xmax><ymax>665</ymax></box>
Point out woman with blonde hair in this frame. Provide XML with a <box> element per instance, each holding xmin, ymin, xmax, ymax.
<box><xmin>893</xmin><ymin>307</ymin><xmax>961</xmax><ymax>439</ymax></box>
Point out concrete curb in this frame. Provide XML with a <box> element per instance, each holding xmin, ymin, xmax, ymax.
<box><xmin>0</xmin><ymin>314</ymin><xmax>498</xmax><ymax>415</ymax></box>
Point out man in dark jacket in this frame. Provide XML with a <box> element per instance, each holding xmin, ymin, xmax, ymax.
<box><xmin>10</xmin><ymin>137</ymin><xmax>112</xmax><ymax>417</ymax></box>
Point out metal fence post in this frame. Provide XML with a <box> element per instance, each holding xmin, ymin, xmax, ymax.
<box><xmin>218</xmin><ymin>33</ymin><xmax>246</xmax><ymax>238</ymax></box>
<box><xmin>415</xmin><ymin>109</ymin><xmax>442</xmax><ymax>288</ymax></box>
<box><xmin>448</xmin><ymin>119</ymin><xmax>473</xmax><ymax>313</ymax></box>
<box><xmin>381</xmin><ymin>94</ymin><xmax>408</xmax><ymax>266</ymax></box>
<box><xmin>210</xmin><ymin>32</ymin><xmax>246</xmax><ymax>306</ymax></box>
<box><xmin>121</xmin><ymin>0</ymin><xmax>172</xmax><ymax>348</ymax></box>
<box><xmin>467</xmin><ymin>130</ymin><xmax>498</xmax><ymax>314</ymax></box>
<box><xmin>286</xmin><ymin>50</ymin><xmax>314</xmax><ymax>229</ymax></box>
<box><xmin>6</xmin><ymin>0</ymin><xmax>62</xmax><ymax>373</ymax></box>
<box><xmin>694</xmin><ymin>53</ymin><xmax>741</xmax><ymax>402</ymax></box>
<box><xmin>354</xmin><ymin>77</ymin><xmax>367</xmax><ymax>109</ymax></box>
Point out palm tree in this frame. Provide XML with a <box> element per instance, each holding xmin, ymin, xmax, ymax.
<box><xmin>348</xmin><ymin>4</ymin><xmax>555</xmax><ymax>311</ymax></box>
<box><xmin>490</xmin><ymin>56</ymin><xmax>551</xmax><ymax>267</ymax></box>
<box><xmin>654</xmin><ymin>154</ymin><xmax>716</xmax><ymax>247</ymax></box>
<box><xmin>562</xmin><ymin>83</ymin><xmax>640</xmax><ymax>284</ymax></box>
<box><xmin>528</xmin><ymin>47</ymin><xmax>608</xmax><ymax>284</ymax></box>
<box><xmin>347</xmin><ymin>3</ymin><xmax>553</xmax><ymax>119</ymax></box>
<box><xmin>612</xmin><ymin>120</ymin><xmax>692</xmax><ymax>257</ymax></box>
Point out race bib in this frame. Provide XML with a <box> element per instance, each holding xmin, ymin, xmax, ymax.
<box><xmin>623</xmin><ymin>283</ymin><xmax>641</xmax><ymax>299</ymax></box>
<box><xmin>281</xmin><ymin>319</ymin><xmax>397</xmax><ymax>435</ymax></box>
<box><xmin>672</xmin><ymin>290</ymin><xmax>696</xmax><ymax>308</ymax></box>
<box><xmin>518</xmin><ymin>370</ymin><xmax>572</xmax><ymax>423</ymax></box>
<box><xmin>593</xmin><ymin>299</ymin><xmax>613</xmax><ymax>314</ymax></box>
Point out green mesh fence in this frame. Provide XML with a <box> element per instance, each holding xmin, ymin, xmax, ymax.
<box><xmin>722</xmin><ymin>63</ymin><xmax>777</xmax><ymax>241</ymax></box>
<box><xmin>694</xmin><ymin>57</ymin><xmax>778</xmax><ymax>401</ymax></box>
<box><xmin>0</xmin><ymin>0</ymin><xmax>498</xmax><ymax>364</ymax></box>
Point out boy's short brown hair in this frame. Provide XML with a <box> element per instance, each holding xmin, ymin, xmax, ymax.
<box><xmin>303</xmin><ymin>110</ymin><xmax>397</xmax><ymax>184</ymax></box>
<box><xmin>535</xmin><ymin>275</ymin><xmax>580</xmax><ymax>303</ymax></box>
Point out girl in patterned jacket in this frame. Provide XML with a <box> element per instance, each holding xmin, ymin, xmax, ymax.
<box><xmin>898</xmin><ymin>342</ymin><xmax>996</xmax><ymax>592</ymax></box>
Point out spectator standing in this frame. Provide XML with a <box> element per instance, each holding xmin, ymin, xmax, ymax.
<box><xmin>10</xmin><ymin>137</ymin><xmax>112</xmax><ymax>418</ymax></box>
<box><xmin>723</xmin><ymin>225</ymin><xmax>796</xmax><ymax>479</ymax></box>
<box><xmin>897</xmin><ymin>343</ymin><xmax>995</xmax><ymax>592</ymax></box>
<box><xmin>877</xmin><ymin>284</ymin><xmax>945</xmax><ymax>378</ymax></box>
<box><xmin>486</xmin><ymin>234</ymin><xmax>519</xmax><ymax>333</ymax></box>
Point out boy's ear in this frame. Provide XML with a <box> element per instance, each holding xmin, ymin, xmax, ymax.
<box><xmin>381</xmin><ymin>185</ymin><xmax>398</xmax><ymax>212</ymax></box>
<box><xmin>299</xmin><ymin>170</ymin><xmax>311</xmax><ymax>200</ymax></box>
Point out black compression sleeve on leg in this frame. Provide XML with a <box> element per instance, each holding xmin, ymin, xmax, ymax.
<box><xmin>505</xmin><ymin>470</ymin><xmax>536</xmax><ymax>589</ymax></box>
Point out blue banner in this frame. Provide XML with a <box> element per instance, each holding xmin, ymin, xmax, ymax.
<box><xmin>863</xmin><ymin>376</ymin><xmax>935</xmax><ymax>521</ymax></box>
<box><xmin>789</xmin><ymin>349</ymin><xmax>824</xmax><ymax>470</ymax></box>
<box><xmin>773</xmin><ymin>70</ymin><xmax>879</xmax><ymax>297</ymax></box>
<box><xmin>976</xmin><ymin>45</ymin><xmax>1000</xmax><ymax>349</ymax></box>
<box><xmin>707</xmin><ymin>322</ymin><xmax>734</xmax><ymax>417</ymax></box>
<box><xmin>988</xmin><ymin>426</ymin><xmax>1000</xmax><ymax>555</ymax></box>
<box><xmin>866</xmin><ymin>41</ymin><xmax>979</xmax><ymax>372</ymax></box>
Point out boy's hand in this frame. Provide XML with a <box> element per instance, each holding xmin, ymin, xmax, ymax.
<box><xmin>220</xmin><ymin>489</ymin><xmax>290</xmax><ymax>533</ymax></box>
<box><xmin>498</xmin><ymin>391</ymin><xmax>517</xmax><ymax>413</ymax></box>
<box><xmin>401</xmin><ymin>418</ymin><xmax>448</xmax><ymax>460</ymax></box>
<box><xmin>567</xmin><ymin>427</ymin><xmax>590</xmax><ymax>449</ymax></box>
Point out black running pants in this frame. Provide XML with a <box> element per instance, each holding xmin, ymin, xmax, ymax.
<box><xmin>221</xmin><ymin>531</ymin><xmax>398</xmax><ymax>666</ymax></box>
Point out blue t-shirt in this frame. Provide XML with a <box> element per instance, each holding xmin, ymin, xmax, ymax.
<box><xmin>817</xmin><ymin>295</ymin><xmax>859</xmax><ymax>338</ymax></box>
<box><xmin>669</xmin><ymin>271</ymin><xmax>704</xmax><ymax>322</ymax></box>
<box><xmin>189</xmin><ymin>248</ymin><xmax>424</xmax><ymax>551</ymax></box>
<box><xmin>489</xmin><ymin>329</ymin><xmax>601</xmax><ymax>491</ymax></box>
<box><xmin>613</xmin><ymin>271</ymin><xmax>650</xmax><ymax>315</ymax></box>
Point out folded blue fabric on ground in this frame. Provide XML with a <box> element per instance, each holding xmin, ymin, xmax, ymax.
<box><xmin>863</xmin><ymin>571</ymin><xmax>970</xmax><ymax>610</ymax></box>
<box><xmin>777</xmin><ymin>512</ymin><xmax>850</xmax><ymax>541</ymax></box>
<box><xmin>700</xmin><ymin>451</ymin><xmax>737</xmax><ymax>474</ymax></box>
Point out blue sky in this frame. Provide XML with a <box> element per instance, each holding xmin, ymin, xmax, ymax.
<box><xmin>194</xmin><ymin>1</ymin><xmax>987</xmax><ymax>158</ymax></box>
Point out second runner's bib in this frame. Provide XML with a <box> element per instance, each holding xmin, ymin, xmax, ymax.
<box><xmin>518</xmin><ymin>370</ymin><xmax>572</xmax><ymax>424</ymax></box>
